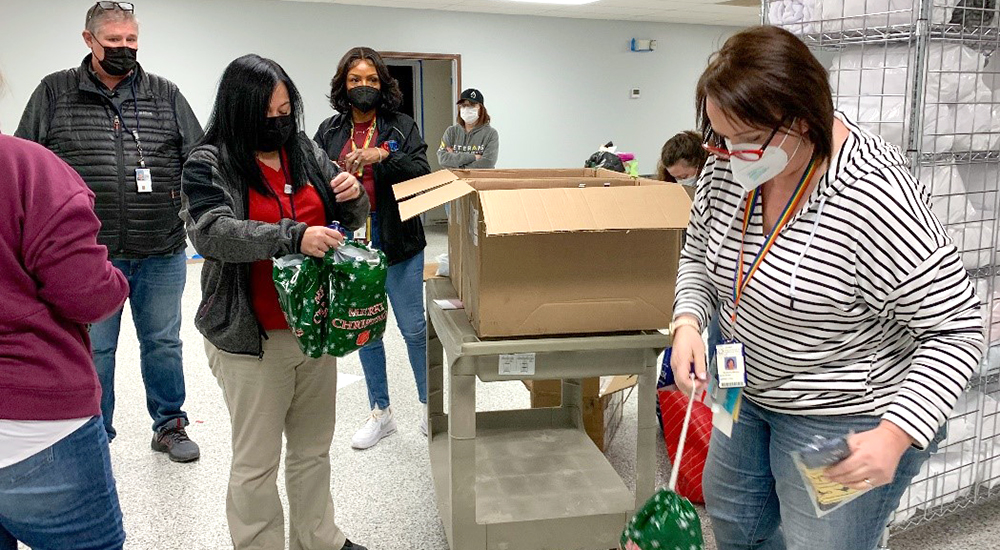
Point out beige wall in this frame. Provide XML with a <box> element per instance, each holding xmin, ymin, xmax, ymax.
<box><xmin>422</xmin><ymin>59</ymin><xmax>455</xmax><ymax>173</ymax></box>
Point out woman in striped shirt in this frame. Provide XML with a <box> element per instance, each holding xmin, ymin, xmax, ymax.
<box><xmin>670</xmin><ymin>26</ymin><xmax>985</xmax><ymax>549</ymax></box>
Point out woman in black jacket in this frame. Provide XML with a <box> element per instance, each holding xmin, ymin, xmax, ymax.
<box><xmin>314</xmin><ymin>47</ymin><xmax>432</xmax><ymax>450</ymax></box>
<box><xmin>181</xmin><ymin>54</ymin><xmax>368</xmax><ymax>550</ymax></box>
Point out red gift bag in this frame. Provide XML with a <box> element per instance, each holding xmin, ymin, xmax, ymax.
<box><xmin>658</xmin><ymin>388</ymin><xmax>713</xmax><ymax>504</ymax></box>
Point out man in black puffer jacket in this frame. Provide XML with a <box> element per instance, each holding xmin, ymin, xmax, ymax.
<box><xmin>15</xmin><ymin>2</ymin><xmax>203</xmax><ymax>463</ymax></box>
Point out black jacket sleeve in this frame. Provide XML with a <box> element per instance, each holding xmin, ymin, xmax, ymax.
<box><xmin>379</xmin><ymin>118</ymin><xmax>432</xmax><ymax>184</ymax></box>
<box><xmin>173</xmin><ymin>89</ymin><xmax>204</xmax><ymax>159</ymax></box>
<box><xmin>14</xmin><ymin>82</ymin><xmax>53</xmax><ymax>145</ymax></box>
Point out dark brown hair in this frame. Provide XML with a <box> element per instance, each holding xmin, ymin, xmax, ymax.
<box><xmin>328</xmin><ymin>47</ymin><xmax>404</xmax><ymax>114</ymax></box>
<box><xmin>456</xmin><ymin>102</ymin><xmax>491</xmax><ymax>126</ymax></box>
<box><xmin>695</xmin><ymin>26</ymin><xmax>834</xmax><ymax>164</ymax></box>
<box><xmin>657</xmin><ymin>130</ymin><xmax>708</xmax><ymax>181</ymax></box>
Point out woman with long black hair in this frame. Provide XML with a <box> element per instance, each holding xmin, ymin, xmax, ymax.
<box><xmin>314</xmin><ymin>47</ymin><xmax>432</xmax><ymax>450</ymax></box>
<box><xmin>181</xmin><ymin>54</ymin><xmax>368</xmax><ymax>550</ymax></box>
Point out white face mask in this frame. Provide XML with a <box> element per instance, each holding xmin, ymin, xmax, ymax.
<box><xmin>460</xmin><ymin>105</ymin><xmax>480</xmax><ymax>125</ymax></box>
<box><xmin>677</xmin><ymin>176</ymin><xmax>698</xmax><ymax>186</ymax></box>
<box><xmin>725</xmin><ymin>130</ymin><xmax>800</xmax><ymax>193</ymax></box>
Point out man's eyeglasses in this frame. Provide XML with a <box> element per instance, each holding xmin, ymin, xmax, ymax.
<box><xmin>87</xmin><ymin>2</ymin><xmax>135</xmax><ymax>21</ymax></box>
<box><xmin>702</xmin><ymin>124</ymin><xmax>782</xmax><ymax>162</ymax></box>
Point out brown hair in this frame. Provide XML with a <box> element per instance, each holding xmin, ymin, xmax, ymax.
<box><xmin>657</xmin><ymin>131</ymin><xmax>708</xmax><ymax>181</ymax></box>
<box><xmin>456</xmin><ymin>102</ymin><xmax>491</xmax><ymax>126</ymax></box>
<box><xmin>695</xmin><ymin>26</ymin><xmax>834</xmax><ymax>164</ymax></box>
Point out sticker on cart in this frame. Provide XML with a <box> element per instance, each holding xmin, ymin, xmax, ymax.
<box><xmin>499</xmin><ymin>353</ymin><xmax>536</xmax><ymax>376</ymax></box>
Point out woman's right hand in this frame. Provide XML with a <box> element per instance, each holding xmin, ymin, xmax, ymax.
<box><xmin>670</xmin><ymin>320</ymin><xmax>709</xmax><ymax>395</ymax></box>
<box><xmin>300</xmin><ymin>226</ymin><xmax>345</xmax><ymax>258</ymax></box>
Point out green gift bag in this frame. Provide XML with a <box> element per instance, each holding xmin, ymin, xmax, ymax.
<box><xmin>322</xmin><ymin>240</ymin><xmax>388</xmax><ymax>357</ymax></box>
<box><xmin>272</xmin><ymin>254</ymin><xmax>328</xmax><ymax>358</ymax></box>
<box><xmin>621</xmin><ymin>382</ymin><xmax>704</xmax><ymax>550</ymax></box>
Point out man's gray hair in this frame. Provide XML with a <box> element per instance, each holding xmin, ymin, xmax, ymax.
<box><xmin>85</xmin><ymin>5</ymin><xmax>139</xmax><ymax>36</ymax></box>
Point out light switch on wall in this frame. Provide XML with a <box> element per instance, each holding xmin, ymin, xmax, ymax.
<box><xmin>630</xmin><ymin>88</ymin><xmax>641</xmax><ymax>99</ymax></box>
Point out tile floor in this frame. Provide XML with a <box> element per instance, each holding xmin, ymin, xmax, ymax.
<box><xmin>20</xmin><ymin>224</ymin><xmax>1000</xmax><ymax>550</ymax></box>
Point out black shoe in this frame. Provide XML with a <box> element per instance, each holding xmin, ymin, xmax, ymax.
<box><xmin>341</xmin><ymin>539</ymin><xmax>367</xmax><ymax>550</ymax></box>
<box><xmin>151</xmin><ymin>421</ymin><xmax>201</xmax><ymax>463</ymax></box>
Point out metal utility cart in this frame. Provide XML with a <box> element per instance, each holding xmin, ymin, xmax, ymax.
<box><xmin>424</xmin><ymin>278</ymin><xmax>669</xmax><ymax>550</ymax></box>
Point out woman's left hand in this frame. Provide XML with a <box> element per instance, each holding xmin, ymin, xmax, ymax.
<box><xmin>343</xmin><ymin>147</ymin><xmax>385</xmax><ymax>174</ymax></box>
<box><xmin>331</xmin><ymin>172</ymin><xmax>363</xmax><ymax>202</ymax></box>
<box><xmin>824</xmin><ymin>421</ymin><xmax>915</xmax><ymax>491</ymax></box>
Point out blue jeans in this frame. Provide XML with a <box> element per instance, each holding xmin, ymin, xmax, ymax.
<box><xmin>90</xmin><ymin>251</ymin><xmax>188</xmax><ymax>439</ymax></box>
<box><xmin>703</xmin><ymin>398</ymin><xmax>939</xmax><ymax>550</ymax></box>
<box><xmin>0</xmin><ymin>417</ymin><xmax>125</xmax><ymax>550</ymax></box>
<box><xmin>357</xmin><ymin>216</ymin><xmax>427</xmax><ymax>409</ymax></box>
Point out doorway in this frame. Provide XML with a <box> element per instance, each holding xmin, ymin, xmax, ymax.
<box><xmin>383</xmin><ymin>52</ymin><xmax>461</xmax><ymax>225</ymax></box>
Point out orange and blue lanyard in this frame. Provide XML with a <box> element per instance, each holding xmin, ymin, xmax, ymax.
<box><xmin>350</xmin><ymin>117</ymin><xmax>377</xmax><ymax>177</ymax></box>
<box><xmin>731</xmin><ymin>156</ymin><xmax>819</xmax><ymax>325</ymax></box>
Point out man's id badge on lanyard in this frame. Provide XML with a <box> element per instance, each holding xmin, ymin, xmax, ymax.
<box><xmin>136</xmin><ymin>168</ymin><xmax>152</xmax><ymax>193</ymax></box>
<box><xmin>355</xmin><ymin>214</ymin><xmax>373</xmax><ymax>244</ymax></box>
<box><xmin>715</xmin><ymin>341</ymin><xmax>747</xmax><ymax>389</ymax></box>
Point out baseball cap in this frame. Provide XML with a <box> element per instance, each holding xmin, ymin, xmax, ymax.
<box><xmin>458</xmin><ymin>88</ymin><xmax>484</xmax><ymax>105</ymax></box>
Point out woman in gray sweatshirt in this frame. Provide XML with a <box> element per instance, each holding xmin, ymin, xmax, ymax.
<box><xmin>437</xmin><ymin>88</ymin><xmax>499</xmax><ymax>169</ymax></box>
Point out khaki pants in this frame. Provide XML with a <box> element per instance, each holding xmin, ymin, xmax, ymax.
<box><xmin>206</xmin><ymin>331</ymin><xmax>346</xmax><ymax>550</ymax></box>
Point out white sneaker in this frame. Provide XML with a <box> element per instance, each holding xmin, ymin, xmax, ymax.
<box><xmin>351</xmin><ymin>407</ymin><xmax>397</xmax><ymax>449</ymax></box>
<box><xmin>420</xmin><ymin>404</ymin><xmax>428</xmax><ymax>437</ymax></box>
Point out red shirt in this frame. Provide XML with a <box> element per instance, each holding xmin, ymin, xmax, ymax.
<box><xmin>249</xmin><ymin>153</ymin><xmax>327</xmax><ymax>331</ymax></box>
<box><xmin>338</xmin><ymin>119</ymin><xmax>377</xmax><ymax>211</ymax></box>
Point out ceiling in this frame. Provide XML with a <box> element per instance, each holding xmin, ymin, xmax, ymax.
<box><xmin>277</xmin><ymin>0</ymin><xmax>761</xmax><ymax>26</ymax></box>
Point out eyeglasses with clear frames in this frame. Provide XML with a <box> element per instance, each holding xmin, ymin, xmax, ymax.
<box><xmin>702</xmin><ymin>124</ymin><xmax>783</xmax><ymax>162</ymax></box>
<box><xmin>87</xmin><ymin>2</ymin><xmax>135</xmax><ymax>21</ymax></box>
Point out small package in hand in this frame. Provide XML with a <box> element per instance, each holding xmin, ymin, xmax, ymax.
<box><xmin>791</xmin><ymin>435</ymin><xmax>863</xmax><ymax>517</ymax></box>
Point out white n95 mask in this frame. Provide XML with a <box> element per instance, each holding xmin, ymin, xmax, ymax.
<box><xmin>726</xmin><ymin>131</ymin><xmax>801</xmax><ymax>193</ymax></box>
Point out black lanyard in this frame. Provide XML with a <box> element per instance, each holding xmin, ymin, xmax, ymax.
<box><xmin>109</xmin><ymin>78</ymin><xmax>146</xmax><ymax>168</ymax></box>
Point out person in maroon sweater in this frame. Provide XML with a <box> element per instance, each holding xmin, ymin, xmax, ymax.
<box><xmin>0</xmin><ymin>128</ymin><xmax>130</xmax><ymax>548</ymax></box>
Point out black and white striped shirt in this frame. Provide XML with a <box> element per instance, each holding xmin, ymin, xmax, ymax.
<box><xmin>674</xmin><ymin>115</ymin><xmax>985</xmax><ymax>449</ymax></box>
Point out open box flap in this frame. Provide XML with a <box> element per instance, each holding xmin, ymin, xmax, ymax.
<box><xmin>393</xmin><ymin>170</ymin><xmax>460</xmax><ymax>201</ymax></box>
<box><xmin>478</xmin><ymin>185</ymin><xmax>691</xmax><ymax>236</ymax></box>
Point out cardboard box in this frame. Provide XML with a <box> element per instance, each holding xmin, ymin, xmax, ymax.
<box><xmin>450</xmin><ymin>167</ymin><xmax>634</xmax><ymax>180</ymax></box>
<box><xmin>397</xmin><ymin>169</ymin><xmax>691</xmax><ymax>338</ymax></box>
<box><xmin>523</xmin><ymin>376</ymin><xmax>636</xmax><ymax>452</ymax></box>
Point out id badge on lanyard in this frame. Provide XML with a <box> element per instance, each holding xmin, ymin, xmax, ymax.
<box><xmin>136</xmin><ymin>167</ymin><xmax>153</xmax><ymax>193</ymax></box>
<box><xmin>718</xmin><ymin>156</ymin><xmax>819</xmax><ymax>391</ymax></box>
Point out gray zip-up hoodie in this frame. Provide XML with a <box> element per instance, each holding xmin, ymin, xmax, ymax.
<box><xmin>437</xmin><ymin>124</ymin><xmax>499</xmax><ymax>169</ymax></box>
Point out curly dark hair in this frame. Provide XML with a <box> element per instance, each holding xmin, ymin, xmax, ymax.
<box><xmin>328</xmin><ymin>47</ymin><xmax>403</xmax><ymax>114</ymax></box>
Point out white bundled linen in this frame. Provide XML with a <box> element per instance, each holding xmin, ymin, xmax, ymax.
<box><xmin>918</xmin><ymin>165</ymin><xmax>977</xmax><ymax>225</ymax></box>
<box><xmin>821</xmin><ymin>0</ymin><xmax>956</xmax><ymax>32</ymax></box>
<box><xmin>953</xmin><ymin>102</ymin><xmax>1000</xmax><ymax>151</ymax></box>
<box><xmin>769</xmin><ymin>0</ymin><xmax>821</xmax><ymax>34</ymax></box>
<box><xmin>829</xmin><ymin>44</ymin><xmax>984</xmax><ymax>104</ymax></box>
<box><xmin>837</xmin><ymin>97</ymin><xmax>956</xmax><ymax>152</ymax></box>
<box><xmin>947</xmin><ymin>219</ymin><xmax>995</xmax><ymax>270</ymax></box>
<box><xmin>895</xmin><ymin>452</ymin><xmax>976</xmax><ymax>522</ymax></box>
<box><xmin>893</xmin><ymin>391</ymin><xmax>999</xmax><ymax>523</ymax></box>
